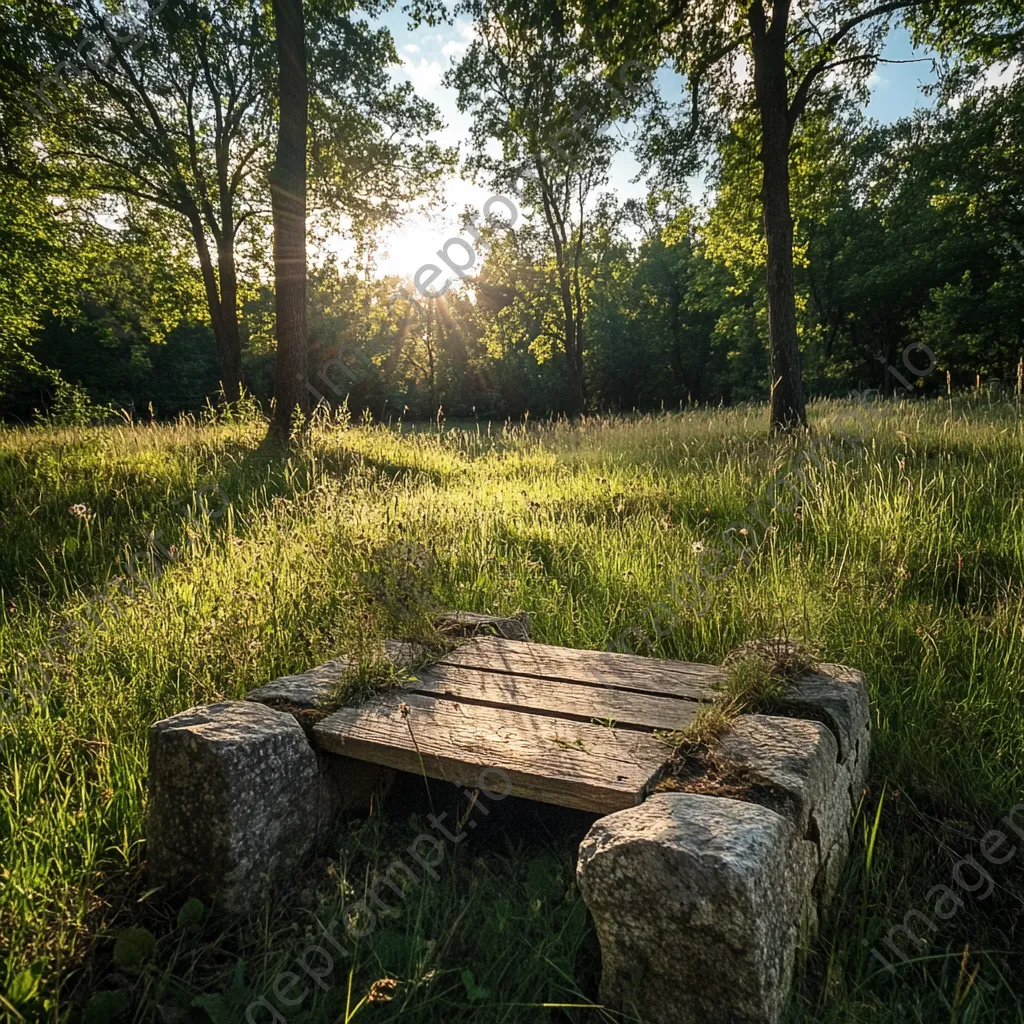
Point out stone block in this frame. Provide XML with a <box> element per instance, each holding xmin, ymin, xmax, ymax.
<box><xmin>147</xmin><ymin>701</ymin><xmax>319</xmax><ymax>912</ymax></box>
<box><xmin>714</xmin><ymin>714</ymin><xmax>838</xmax><ymax>834</ymax></box>
<box><xmin>777</xmin><ymin>663</ymin><xmax>870</xmax><ymax>762</ymax></box>
<box><xmin>578</xmin><ymin>793</ymin><xmax>817</xmax><ymax>1024</ymax></box>
<box><xmin>246</xmin><ymin>639</ymin><xmax>424</xmax><ymax>709</ymax></box>
<box><xmin>848</xmin><ymin>731</ymin><xmax>870</xmax><ymax>805</ymax></box>
<box><xmin>246</xmin><ymin>658</ymin><xmax>348</xmax><ymax>709</ymax></box>
<box><xmin>435</xmin><ymin>610</ymin><xmax>530</xmax><ymax>640</ymax></box>
<box><xmin>815</xmin><ymin>823</ymin><xmax>851</xmax><ymax>911</ymax></box>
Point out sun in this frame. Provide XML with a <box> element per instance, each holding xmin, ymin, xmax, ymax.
<box><xmin>373</xmin><ymin>178</ymin><xmax>500</xmax><ymax>280</ymax></box>
<box><xmin>319</xmin><ymin>178</ymin><xmax>499</xmax><ymax>285</ymax></box>
<box><xmin>373</xmin><ymin>214</ymin><xmax>453</xmax><ymax>280</ymax></box>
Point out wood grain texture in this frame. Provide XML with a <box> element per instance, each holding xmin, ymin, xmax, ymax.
<box><xmin>313</xmin><ymin>691</ymin><xmax>670</xmax><ymax>813</ymax></box>
<box><xmin>408</xmin><ymin>664</ymin><xmax>700</xmax><ymax>732</ymax></box>
<box><xmin>439</xmin><ymin>637</ymin><xmax>726</xmax><ymax>701</ymax></box>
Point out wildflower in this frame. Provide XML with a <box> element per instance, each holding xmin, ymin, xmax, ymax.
<box><xmin>691</xmin><ymin>541</ymin><xmax>704</xmax><ymax>554</ymax></box>
<box><xmin>368</xmin><ymin>978</ymin><xmax>398</xmax><ymax>1003</ymax></box>
<box><xmin>738</xmin><ymin>528</ymin><xmax>749</xmax><ymax>537</ymax></box>
<box><xmin>68</xmin><ymin>503</ymin><xmax>91</xmax><ymax>519</ymax></box>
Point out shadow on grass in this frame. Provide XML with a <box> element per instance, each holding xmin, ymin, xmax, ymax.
<box><xmin>0</xmin><ymin>430</ymin><xmax>453</xmax><ymax>606</ymax></box>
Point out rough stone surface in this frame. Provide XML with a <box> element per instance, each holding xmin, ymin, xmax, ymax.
<box><xmin>246</xmin><ymin>639</ymin><xmax>425</xmax><ymax>709</ymax></box>
<box><xmin>581</xmin><ymin>664</ymin><xmax>872</xmax><ymax>1021</ymax></box>
<box><xmin>848</xmin><ymin>731</ymin><xmax>870</xmax><ymax>805</ymax></box>
<box><xmin>714</xmin><ymin>714</ymin><xmax>838</xmax><ymax>834</ymax></box>
<box><xmin>815</xmin><ymin>823</ymin><xmax>851</xmax><ymax>910</ymax></box>
<box><xmin>147</xmin><ymin>701</ymin><xmax>319</xmax><ymax>912</ymax></box>
<box><xmin>777</xmin><ymin>663</ymin><xmax>870</xmax><ymax>762</ymax></box>
<box><xmin>709</xmin><ymin>669</ymin><xmax>870</xmax><ymax>910</ymax></box>
<box><xmin>435</xmin><ymin>610</ymin><xmax>530</xmax><ymax>640</ymax></box>
<box><xmin>247</xmin><ymin>659</ymin><xmax>349</xmax><ymax>708</ymax></box>
<box><xmin>578</xmin><ymin>793</ymin><xmax>817</xmax><ymax>1024</ymax></box>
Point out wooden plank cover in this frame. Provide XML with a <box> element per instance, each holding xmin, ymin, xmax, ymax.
<box><xmin>313</xmin><ymin>691</ymin><xmax>672</xmax><ymax>813</ymax></box>
<box><xmin>438</xmin><ymin>637</ymin><xmax>726</xmax><ymax>700</ymax></box>
<box><xmin>408</xmin><ymin>664</ymin><xmax>700</xmax><ymax>732</ymax></box>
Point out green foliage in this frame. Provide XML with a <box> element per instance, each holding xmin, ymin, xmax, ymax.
<box><xmin>459</xmin><ymin>969</ymin><xmax>490</xmax><ymax>1002</ymax></box>
<box><xmin>112</xmin><ymin>926</ymin><xmax>156</xmax><ymax>967</ymax></box>
<box><xmin>3</xmin><ymin>24</ymin><xmax>1023</xmax><ymax>422</ymax></box>
<box><xmin>83</xmin><ymin>989</ymin><xmax>129</xmax><ymax>1023</ymax></box>
<box><xmin>176</xmin><ymin>898</ymin><xmax>206</xmax><ymax>930</ymax></box>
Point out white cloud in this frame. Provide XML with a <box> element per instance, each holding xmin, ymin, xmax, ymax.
<box><xmin>950</xmin><ymin>58</ymin><xmax>1021</xmax><ymax>108</ymax></box>
<box><xmin>441</xmin><ymin>18</ymin><xmax>476</xmax><ymax>60</ymax></box>
<box><xmin>403</xmin><ymin>43</ymin><xmax>420</xmax><ymax>55</ymax></box>
<box><xmin>982</xmin><ymin>59</ymin><xmax>1020</xmax><ymax>90</ymax></box>
<box><xmin>399</xmin><ymin>56</ymin><xmax>444</xmax><ymax>94</ymax></box>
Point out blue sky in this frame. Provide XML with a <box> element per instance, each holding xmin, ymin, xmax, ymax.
<box><xmin>865</xmin><ymin>27</ymin><xmax>939</xmax><ymax>121</ymax></box>
<box><xmin>352</xmin><ymin>14</ymin><xmax>938</xmax><ymax>278</ymax></box>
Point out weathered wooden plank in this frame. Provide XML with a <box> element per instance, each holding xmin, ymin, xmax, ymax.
<box><xmin>438</xmin><ymin>637</ymin><xmax>725</xmax><ymax>701</ymax></box>
<box><xmin>408</xmin><ymin>664</ymin><xmax>700</xmax><ymax>732</ymax></box>
<box><xmin>313</xmin><ymin>691</ymin><xmax>670</xmax><ymax>813</ymax></box>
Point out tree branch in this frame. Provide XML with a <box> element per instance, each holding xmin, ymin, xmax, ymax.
<box><xmin>787</xmin><ymin>0</ymin><xmax>924</xmax><ymax>130</ymax></box>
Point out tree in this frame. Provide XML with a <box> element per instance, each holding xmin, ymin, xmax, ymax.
<box><xmin>449</xmin><ymin>0</ymin><xmax>626</xmax><ymax>413</ymax></box>
<box><xmin>269</xmin><ymin>0</ymin><xmax>308</xmax><ymax>436</ymax></box>
<box><xmin>577</xmin><ymin>0</ymin><xmax>986</xmax><ymax>431</ymax></box>
<box><xmin>19</xmin><ymin>0</ymin><xmax>449</xmax><ymax>405</ymax></box>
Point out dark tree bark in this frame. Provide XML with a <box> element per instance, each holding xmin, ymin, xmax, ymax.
<box><xmin>743</xmin><ymin>0</ymin><xmax>919</xmax><ymax>431</ymax></box>
<box><xmin>216</xmin><ymin>237</ymin><xmax>244</xmax><ymax>402</ymax></box>
<box><xmin>534</xmin><ymin>157</ymin><xmax>587</xmax><ymax>415</ymax></box>
<box><xmin>184</xmin><ymin>204</ymin><xmax>243</xmax><ymax>404</ymax></box>
<box><xmin>557</xmin><ymin>270</ymin><xmax>586</xmax><ymax>414</ymax></box>
<box><xmin>749</xmin><ymin>0</ymin><xmax>808</xmax><ymax>432</ymax></box>
<box><xmin>269</xmin><ymin>0</ymin><xmax>309</xmax><ymax>438</ymax></box>
<box><xmin>214</xmin><ymin>151</ymin><xmax>244</xmax><ymax>404</ymax></box>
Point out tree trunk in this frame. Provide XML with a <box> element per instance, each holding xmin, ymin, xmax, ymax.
<box><xmin>558</xmin><ymin>272</ymin><xmax>586</xmax><ymax>415</ymax></box>
<box><xmin>216</xmin><ymin>152</ymin><xmax>244</xmax><ymax>406</ymax></box>
<box><xmin>750</xmin><ymin>1</ymin><xmax>808</xmax><ymax>433</ymax></box>
<box><xmin>185</xmin><ymin>208</ymin><xmax>242</xmax><ymax>404</ymax></box>
<box><xmin>216</xmin><ymin>236</ymin><xmax>244</xmax><ymax>402</ymax></box>
<box><xmin>534</xmin><ymin>158</ymin><xmax>586</xmax><ymax>416</ymax></box>
<box><xmin>269</xmin><ymin>0</ymin><xmax>309</xmax><ymax>438</ymax></box>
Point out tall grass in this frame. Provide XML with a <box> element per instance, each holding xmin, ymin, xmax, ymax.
<box><xmin>1</xmin><ymin>398</ymin><xmax>1023</xmax><ymax>1022</ymax></box>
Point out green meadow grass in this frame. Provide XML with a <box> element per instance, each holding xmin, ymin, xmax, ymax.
<box><xmin>1</xmin><ymin>398</ymin><xmax>1023</xmax><ymax>1022</ymax></box>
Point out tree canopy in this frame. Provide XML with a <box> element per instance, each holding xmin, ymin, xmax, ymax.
<box><xmin>0</xmin><ymin>0</ymin><xmax>1021</xmax><ymax>426</ymax></box>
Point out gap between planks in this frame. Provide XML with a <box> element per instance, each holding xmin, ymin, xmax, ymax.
<box><xmin>437</xmin><ymin>636</ymin><xmax>725</xmax><ymax>702</ymax></box>
<box><xmin>407</xmin><ymin>663</ymin><xmax>701</xmax><ymax>733</ymax></box>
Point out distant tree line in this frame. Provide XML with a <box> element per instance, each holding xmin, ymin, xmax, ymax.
<box><xmin>0</xmin><ymin>0</ymin><xmax>1021</xmax><ymax>425</ymax></box>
